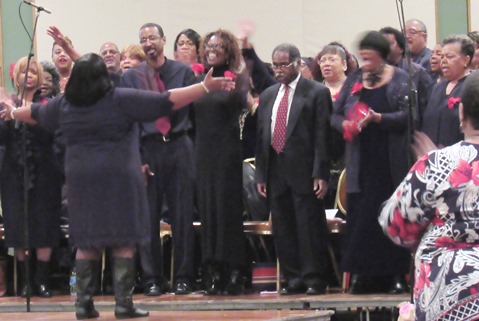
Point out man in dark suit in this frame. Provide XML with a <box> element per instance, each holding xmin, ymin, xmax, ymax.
<box><xmin>255</xmin><ymin>43</ymin><xmax>332</xmax><ymax>295</ymax></box>
<box><xmin>406</xmin><ymin>19</ymin><xmax>433</xmax><ymax>76</ymax></box>
<box><xmin>120</xmin><ymin>22</ymin><xmax>196</xmax><ymax>296</ymax></box>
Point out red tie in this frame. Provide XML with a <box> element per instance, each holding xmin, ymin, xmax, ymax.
<box><xmin>272</xmin><ymin>85</ymin><xmax>290</xmax><ymax>153</ymax></box>
<box><xmin>155</xmin><ymin>72</ymin><xmax>171</xmax><ymax>135</ymax></box>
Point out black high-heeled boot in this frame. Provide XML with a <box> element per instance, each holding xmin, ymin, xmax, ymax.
<box><xmin>113</xmin><ymin>257</ymin><xmax>149</xmax><ymax>319</ymax></box>
<box><xmin>34</xmin><ymin>260</ymin><xmax>52</xmax><ymax>298</ymax></box>
<box><xmin>18</xmin><ymin>260</ymin><xmax>33</xmax><ymax>298</ymax></box>
<box><xmin>75</xmin><ymin>260</ymin><xmax>100</xmax><ymax>320</ymax></box>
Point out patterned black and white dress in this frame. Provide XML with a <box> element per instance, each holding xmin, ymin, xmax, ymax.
<box><xmin>380</xmin><ymin>141</ymin><xmax>479</xmax><ymax>321</ymax></box>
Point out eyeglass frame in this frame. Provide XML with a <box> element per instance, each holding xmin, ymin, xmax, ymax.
<box><xmin>205</xmin><ymin>43</ymin><xmax>226</xmax><ymax>50</ymax></box>
<box><xmin>271</xmin><ymin>61</ymin><xmax>297</xmax><ymax>70</ymax></box>
<box><xmin>139</xmin><ymin>36</ymin><xmax>162</xmax><ymax>45</ymax></box>
<box><xmin>405</xmin><ymin>29</ymin><xmax>426</xmax><ymax>36</ymax></box>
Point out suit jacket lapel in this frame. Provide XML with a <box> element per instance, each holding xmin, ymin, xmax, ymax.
<box><xmin>286</xmin><ymin>77</ymin><xmax>305</xmax><ymax>139</ymax></box>
<box><xmin>264</xmin><ymin>84</ymin><xmax>280</xmax><ymax>144</ymax></box>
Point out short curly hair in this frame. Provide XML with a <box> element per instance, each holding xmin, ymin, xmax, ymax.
<box><xmin>200</xmin><ymin>29</ymin><xmax>242</xmax><ymax>72</ymax></box>
<box><xmin>40</xmin><ymin>60</ymin><xmax>61</xmax><ymax>97</ymax></box>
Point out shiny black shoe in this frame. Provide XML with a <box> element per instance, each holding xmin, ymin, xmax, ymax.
<box><xmin>143</xmin><ymin>282</ymin><xmax>162</xmax><ymax>296</ymax></box>
<box><xmin>279</xmin><ymin>281</ymin><xmax>307</xmax><ymax>295</ymax></box>
<box><xmin>20</xmin><ymin>285</ymin><xmax>30</xmax><ymax>298</ymax></box>
<box><xmin>202</xmin><ymin>261</ymin><xmax>225</xmax><ymax>295</ymax></box>
<box><xmin>389</xmin><ymin>275</ymin><xmax>407</xmax><ymax>294</ymax></box>
<box><xmin>204</xmin><ymin>270</ymin><xmax>223</xmax><ymax>295</ymax></box>
<box><xmin>305</xmin><ymin>281</ymin><xmax>327</xmax><ymax>295</ymax></box>
<box><xmin>224</xmin><ymin>270</ymin><xmax>246</xmax><ymax>295</ymax></box>
<box><xmin>37</xmin><ymin>284</ymin><xmax>53</xmax><ymax>298</ymax></box>
<box><xmin>173</xmin><ymin>279</ymin><xmax>193</xmax><ymax>295</ymax></box>
<box><xmin>349</xmin><ymin>274</ymin><xmax>370</xmax><ymax>295</ymax></box>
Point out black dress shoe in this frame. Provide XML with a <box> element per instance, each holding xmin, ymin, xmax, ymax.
<box><xmin>144</xmin><ymin>282</ymin><xmax>162</xmax><ymax>296</ymax></box>
<box><xmin>389</xmin><ymin>275</ymin><xmax>407</xmax><ymax>294</ymax></box>
<box><xmin>279</xmin><ymin>282</ymin><xmax>307</xmax><ymax>295</ymax></box>
<box><xmin>20</xmin><ymin>285</ymin><xmax>30</xmax><ymax>298</ymax></box>
<box><xmin>305</xmin><ymin>282</ymin><xmax>327</xmax><ymax>295</ymax></box>
<box><xmin>224</xmin><ymin>270</ymin><xmax>246</xmax><ymax>295</ymax></box>
<box><xmin>174</xmin><ymin>279</ymin><xmax>193</xmax><ymax>295</ymax></box>
<box><xmin>349</xmin><ymin>274</ymin><xmax>370</xmax><ymax>294</ymax></box>
<box><xmin>37</xmin><ymin>284</ymin><xmax>52</xmax><ymax>298</ymax></box>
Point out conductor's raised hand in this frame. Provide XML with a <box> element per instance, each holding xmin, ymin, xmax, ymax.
<box><xmin>47</xmin><ymin>26</ymin><xmax>69</xmax><ymax>48</ymax></box>
<box><xmin>203</xmin><ymin>68</ymin><xmax>236</xmax><ymax>92</ymax></box>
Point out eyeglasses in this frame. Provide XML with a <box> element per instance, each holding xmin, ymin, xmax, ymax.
<box><xmin>177</xmin><ymin>40</ymin><xmax>195</xmax><ymax>47</ymax></box>
<box><xmin>205</xmin><ymin>44</ymin><xmax>225</xmax><ymax>50</ymax></box>
<box><xmin>406</xmin><ymin>29</ymin><xmax>425</xmax><ymax>36</ymax></box>
<box><xmin>319</xmin><ymin>56</ymin><xmax>341</xmax><ymax>65</ymax></box>
<box><xmin>272</xmin><ymin>61</ymin><xmax>295</xmax><ymax>69</ymax></box>
<box><xmin>140</xmin><ymin>36</ymin><xmax>161</xmax><ymax>45</ymax></box>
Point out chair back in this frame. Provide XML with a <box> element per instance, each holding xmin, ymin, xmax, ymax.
<box><xmin>334</xmin><ymin>169</ymin><xmax>347</xmax><ymax>215</ymax></box>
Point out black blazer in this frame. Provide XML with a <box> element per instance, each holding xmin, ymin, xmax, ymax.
<box><xmin>255</xmin><ymin>76</ymin><xmax>332</xmax><ymax>195</ymax></box>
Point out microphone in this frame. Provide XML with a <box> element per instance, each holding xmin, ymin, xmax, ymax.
<box><xmin>23</xmin><ymin>1</ymin><xmax>52</xmax><ymax>14</ymax></box>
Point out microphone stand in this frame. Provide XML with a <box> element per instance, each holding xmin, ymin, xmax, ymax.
<box><xmin>18</xmin><ymin>7</ymin><xmax>43</xmax><ymax>313</ymax></box>
<box><xmin>396</xmin><ymin>0</ymin><xmax>417</xmax><ymax>304</ymax></box>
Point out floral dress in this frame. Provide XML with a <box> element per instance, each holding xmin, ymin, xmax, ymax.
<box><xmin>379</xmin><ymin>141</ymin><xmax>479</xmax><ymax>321</ymax></box>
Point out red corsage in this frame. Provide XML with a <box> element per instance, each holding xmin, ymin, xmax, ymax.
<box><xmin>191</xmin><ymin>63</ymin><xmax>205</xmax><ymax>75</ymax></box>
<box><xmin>224</xmin><ymin>71</ymin><xmax>237</xmax><ymax>79</ymax></box>
<box><xmin>447</xmin><ymin>97</ymin><xmax>461</xmax><ymax>109</ymax></box>
<box><xmin>351</xmin><ymin>82</ymin><xmax>363</xmax><ymax>95</ymax></box>
<box><xmin>343</xmin><ymin>102</ymin><xmax>369</xmax><ymax>141</ymax></box>
<box><xmin>9</xmin><ymin>63</ymin><xmax>16</xmax><ymax>80</ymax></box>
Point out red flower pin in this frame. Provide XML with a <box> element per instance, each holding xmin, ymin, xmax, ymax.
<box><xmin>191</xmin><ymin>63</ymin><xmax>205</xmax><ymax>75</ymax></box>
<box><xmin>447</xmin><ymin>97</ymin><xmax>461</xmax><ymax>109</ymax></box>
<box><xmin>351</xmin><ymin>82</ymin><xmax>363</xmax><ymax>95</ymax></box>
<box><xmin>224</xmin><ymin>71</ymin><xmax>237</xmax><ymax>79</ymax></box>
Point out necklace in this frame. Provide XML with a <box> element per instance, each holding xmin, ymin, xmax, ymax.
<box><xmin>365</xmin><ymin>64</ymin><xmax>385</xmax><ymax>87</ymax></box>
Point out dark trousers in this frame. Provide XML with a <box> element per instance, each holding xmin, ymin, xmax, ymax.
<box><xmin>138</xmin><ymin>135</ymin><xmax>195</xmax><ymax>284</ymax></box>
<box><xmin>268</xmin><ymin>151</ymin><xmax>330</xmax><ymax>286</ymax></box>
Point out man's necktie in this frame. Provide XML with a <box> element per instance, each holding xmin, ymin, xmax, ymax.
<box><xmin>155</xmin><ymin>72</ymin><xmax>171</xmax><ymax>135</ymax></box>
<box><xmin>271</xmin><ymin>85</ymin><xmax>290</xmax><ymax>153</ymax></box>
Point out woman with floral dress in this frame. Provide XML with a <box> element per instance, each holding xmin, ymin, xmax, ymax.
<box><xmin>379</xmin><ymin>71</ymin><xmax>479</xmax><ymax>321</ymax></box>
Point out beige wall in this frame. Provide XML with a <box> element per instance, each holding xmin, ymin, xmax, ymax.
<box><xmin>471</xmin><ymin>0</ymin><xmax>479</xmax><ymax>31</ymax></box>
<box><xmin>35</xmin><ymin>0</ymin><xmax>436</xmax><ymax>63</ymax></box>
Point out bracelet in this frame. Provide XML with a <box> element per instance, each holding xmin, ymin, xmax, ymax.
<box><xmin>200</xmin><ymin>81</ymin><xmax>210</xmax><ymax>93</ymax></box>
<box><xmin>10</xmin><ymin>109</ymin><xmax>16</xmax><ymax>120</ymax></box>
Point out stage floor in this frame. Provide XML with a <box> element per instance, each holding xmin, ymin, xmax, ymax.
<box><xmin>0</xmin><ymin>290</ymin><xmax>409</xmax><ymax>320</ymax></box>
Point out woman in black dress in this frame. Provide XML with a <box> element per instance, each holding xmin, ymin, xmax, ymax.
<box><xmin>421</xmin><ymin>35</ymin><xmax>475</xmax><ymax>146</ymax></box>
<box><xmin>194</xmin><ymin>29</ymin><xmax>250</xmax><ymax>295</ymax></box>
<box><xmin>1</xmin><ymin>57</ymin><xmax>62</xmax><ymax>298</ymax></box>
<box><xmin>1</xmin><ymin>53</ymin><xmax>233</xmax><ymax>320</ymax></box>
<box><xmin>331</xmin><ymin>31</ymin><xmax>411</xmax><ymax>294</ymax></box>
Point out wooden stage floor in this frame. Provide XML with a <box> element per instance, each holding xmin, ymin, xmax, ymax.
<box><xmin>0</xmin><ymin>290</ymin><xmax>409</xmax><ymax>321</ymax></box>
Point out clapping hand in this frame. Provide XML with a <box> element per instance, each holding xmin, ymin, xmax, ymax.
<box><xmin>203</xmin><ymin>68</ymin><xmax>236</xmax><ymax>92</ymax></box>
<box><xmin>0</xmin><ymin>88</ymin><xmax>15</xmax><ymax>121</ymax></box>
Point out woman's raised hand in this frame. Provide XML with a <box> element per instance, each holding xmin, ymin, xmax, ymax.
<box><xmin>47</xmin><ymin>26</ymin><xmax>70</xmax><ymax>49</ymax></box>
<box><xmin>203</xmin><ymin>68</ymin><xmax>236</xmax><ymax>92</ymax></box>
